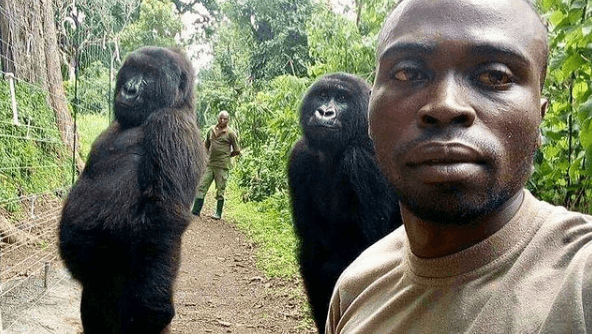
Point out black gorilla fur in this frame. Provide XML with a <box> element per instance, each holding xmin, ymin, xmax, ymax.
<box><xmin>288</xmin><ymin>73</ymin><xmax>402</xmax><ymax>331</ymax></box>
<box><xmin>59</xmin><ymin>46</ymin><xmax>205</xmax><ymax>334</ymax></box>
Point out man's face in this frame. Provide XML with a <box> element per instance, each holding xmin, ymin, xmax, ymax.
<box><xmin>369</xmin><ymin>0</ymin><xmax>548</xmax><ymax>224</ymax></box>
<box><xmin>218</xmin><ymin>114</ymin><xmax>229</xmax><ymax>127</ymax></box>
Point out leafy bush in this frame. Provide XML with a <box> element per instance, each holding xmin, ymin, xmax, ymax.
<box><xmin>65</xmin><ymin>61</ymin><xmax>113</xmax><ymax>115</ymax></box>
<box><xmin>528</xmin><ymin>0</ymin><xmax>592</xmax><ymax>213</ymax></box>
<box><xmin>0</xmin><ymin>79</ymin><xmax>73</xmax><ymax>211</ymax></box>
<box><xmin>232</xmin><ymin>75</ymin><xmax>308</xmax><ymax>202</ymax></box>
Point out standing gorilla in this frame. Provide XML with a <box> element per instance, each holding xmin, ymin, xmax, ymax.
<box><xmin>59</xmin><ymin>46</ymin><xmax>205</xmax><ymax>334</ymax></box>
<box><xmin>288</xmin><ymin>73</ymin><xmax>402</xmax><ymax>331</ymax></box>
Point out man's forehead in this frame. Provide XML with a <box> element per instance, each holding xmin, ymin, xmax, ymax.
<box><xmin>379</xmin><ymin>0</ymin><xmax>545</xmax><ymax>50</ymax></box>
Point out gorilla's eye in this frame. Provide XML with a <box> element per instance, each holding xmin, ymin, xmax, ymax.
<box><xmin>337</xmin><ymin>94</ymin><xmax>348</xmax><ymax>102</ymax></box>
<box><xmin>319</xmin><ymin>91</ymin><xmax>328</xmax><ymax>98</ymax></box>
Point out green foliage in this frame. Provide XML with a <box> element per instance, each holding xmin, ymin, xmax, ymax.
<box><xmin>0</xmin><ymin>80</ymin><xmax>73</xmax><ymax>211</ymax></box>
<box><xmin>357</xmin><ymin>0</ymin><xmax>398</xmax><ymax>37</ymax></box>
<box><xmin>77</xmin><ymin>113</ymin><xmax>111</xmax><ymax>161</ymax></box>
<box><xmin>120</xmin><ymin>0</ymin><xmax>185</xmax><ymax>53</ymax></box>
<box><xmin>307</xmin><ymin>5</ymin><xmax>376</xmax><ymax>79</ymax></box>
<box><xmin>233</xmin><ymin>75</ymin><xmax>309</xmax><ymax>202</ymax></box>
<box><xmin>65</xmin><ymin>61</ymin><xmax>113</xmax><ymax>115</ymax></box>
<box><xmin>220</xmin><ymin>0</ymin><xmax>313</xmax><ymax>82</ymax></box>
<box><xmin>529</xmin><ymin>0</ymin><xmax>592</xmax><ymax>212</ymax></box>
<box><xmin>224</xmin><ymin>181</ymin><xmax>299</xmax><ymax>278</ymax></box>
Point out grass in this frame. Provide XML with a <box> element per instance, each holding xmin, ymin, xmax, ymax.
<box><xmin>76</xmin><ymin>113</ymin><xmax>110</xmax><ymax>160</ymax></box>
<box><xmin>223</xmin><ymin>181</ymin><xmax>300</xmax><ymax>278</ymax></box>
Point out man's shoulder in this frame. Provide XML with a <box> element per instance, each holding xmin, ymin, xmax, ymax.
<box><xmin>206</xmin><ymin>125</ymin><xmax>216</xmax><ymax>136</ymax></box>
<box><xmin>336</xmin><ymin>226</ymin><xmax>407</xmax><ymax>292</ymax></box>
<box><xmin>532</xmin><ymin>193</ymin><xmax>592</xmax><ymax>236</ymax></box>
<box><xmin>227</xmin><ymin>127</ymin><xmax>238</xmax><ymax>137</ymax></box>
<box><xmin>529</xmin><ymin>193</ymin><xmax>592</xmax><ymax>270</ymax></box>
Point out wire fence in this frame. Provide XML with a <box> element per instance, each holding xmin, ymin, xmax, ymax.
<box><xmin>0</xmin><ymin>1</ymin><xmax>120</xmax><ymax>332</ymax></box>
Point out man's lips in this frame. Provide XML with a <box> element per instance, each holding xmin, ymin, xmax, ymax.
<box><xmin>406</xmin><ymin>141</ymin><xmax>486</xmax><ymax>166</ymax></box>
<box><xmin>404</xmin><ymin>141</ymin><xmax>488</xmax><ymax>184</ymax></box>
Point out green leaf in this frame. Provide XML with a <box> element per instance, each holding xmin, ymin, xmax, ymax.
<box><xmin>583</xmin><ymin>24</ymin><xmax>592</xmax><ymax>37</ymax></box>
<box><xmin>585</xmin><ymin>146</ymin><xmax>592</xmax><ymax>173</ymax></box>
<box><xmin>557</xmin><ymin>53</ymin><xmax>586</xmax><ymax>81</ymax></box>
<box><xmin>549</xmin><ymin>10</ymin><xmax>566</xmax><ymax>28</ymax></box>
<box><xmin>581</xmin><ymin>118</ymin><xmax>592</xmax><ymax>148</ymax></box>
<box><xmin>579</xmin><ymin>95</ymin><xmax>592</xmax><ymax>118</ymax></box>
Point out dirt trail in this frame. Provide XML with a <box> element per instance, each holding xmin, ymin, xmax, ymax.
<box><xmin>171</xmin><ymin>214</ymin><xmax>315</xmax><ymax>333</ymax></box>
<box><xmin>1</xmin><ymin>212</ymin><xmax>316</xmax><ymax>334</ymax></box>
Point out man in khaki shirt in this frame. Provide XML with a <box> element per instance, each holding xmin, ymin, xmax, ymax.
<box><xmin>192</xmin><ymin>111</ymin><xmax>240</xmax><ymax>219</ymax></box>
<box><xmin>326</xmin><ymin>0</ymin><xmax>592</xmax><ymax>333</ymax></box>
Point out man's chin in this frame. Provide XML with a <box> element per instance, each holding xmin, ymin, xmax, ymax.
<box><xmin>400</xmin><ymin>188</ymin><xmax>512</xmax><ymax>226</ymax></box>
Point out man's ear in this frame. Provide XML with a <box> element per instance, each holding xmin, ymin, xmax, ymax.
<box><xmin>540</xmin><ymin>98</ymin><xmax>549</xmax><ymax>118</ymax></box>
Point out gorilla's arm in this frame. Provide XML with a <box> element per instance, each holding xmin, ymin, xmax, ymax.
<box><xmin>139</xmin><ymin>107</ymin><xmax>205</xmax><ymax>209</ymax></box>
<box><xmin>288</xmin><ymin>140</ymin><xmax>323</xmax><ymax>245</ymax></box>
<box><xmin>341</xmin><ymin>143</ymin><xmax>401</xmax><ymax>239</ymax></box>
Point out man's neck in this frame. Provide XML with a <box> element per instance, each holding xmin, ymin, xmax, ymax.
<box><xmin>403</xmin><ymin>190</ymin><xmax>525</xmax><ymax>259</ymax></box>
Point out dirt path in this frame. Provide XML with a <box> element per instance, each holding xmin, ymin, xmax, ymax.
<box><xmin>1</xmin><ymin>211</ymin><xmax>316</xmax><ymax>334</ymax></box>
<box><xmin>171</xmin><ymin>214</ymin><xmax>315</xmax><ymax>333</ymax></box>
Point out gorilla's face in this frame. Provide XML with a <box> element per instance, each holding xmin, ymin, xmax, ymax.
<box><xmin>301</xmin><ymin>74</ymin><xmax>371</xmax><ymax>151</ymax></box>
<box><xmin>114</xmin><ymin>47</ymin><xmax>193</xmax><ymax>129</ymax></box>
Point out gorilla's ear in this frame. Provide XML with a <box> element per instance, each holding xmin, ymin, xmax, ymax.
<box><xmin>179</xmin><ymin>71</ymin><xmax>188</xmax><ymax>93</ymax></box>
<box><xmin>176</xmin><ymin>70</ymin><xmax>190</xmax><ymax>104</ymax></box>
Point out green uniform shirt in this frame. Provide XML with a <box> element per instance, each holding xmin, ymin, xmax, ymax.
<box><xmin>205</xmin><ymin>125</ymin><xmax>240</xmax><ymax>169</ymax></box>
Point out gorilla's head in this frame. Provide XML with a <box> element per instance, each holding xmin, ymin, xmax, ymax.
<box><xmin>114</xmin><ymin>46</ymin><xmax>195</xmax><ymax>129</ymax></box>
<box><xmin>300</xmin><ymin>73</ymin><xmax>371</xmax><ymax>151</ymax></box>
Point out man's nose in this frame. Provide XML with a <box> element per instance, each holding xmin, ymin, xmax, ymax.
<box><xmin>417</xmin><ymin>73</ymin><xmax>476</xmax><ymax>128</ymax></box>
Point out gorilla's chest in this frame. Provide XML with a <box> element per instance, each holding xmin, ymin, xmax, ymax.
<box><xmin>87</xmin><ymin>127</ymin><xmax>144</xmax><ymax>180</ymax></box>
<box><xmin>309</xmin><ymin>154</ymin><xmax>356</xmax><ymax>218</ymax></box>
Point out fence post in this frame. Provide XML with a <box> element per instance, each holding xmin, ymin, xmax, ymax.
<box><xmin>1</xmin><ymin>247</ymin><xmax>3</xmax><ymax>334</ymax></box>
<box><xmin>6</xmin><ymin>72</ymin><xmax>20</xmax><ymax>126</ymax></box>
<box><xmin>25</xmin><ymin>117</ymin><xmax>31</xmax><ymax>139</ymax></box>
<box><xmin>44</xmin><ymin>261</ymin><xmax>50</xmax><ymax>289</ymax></box>
<box><xmin>30</xmin><ymin>195</ymin><xmax>37</xmax><ymax>219</ymax></box>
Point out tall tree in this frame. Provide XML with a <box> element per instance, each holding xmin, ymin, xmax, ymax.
<box><xmin>221</xmin><ymin>0</ymin><xmax>313</xmax><ymax>81</ymax></box>
<box><xmin>0</xmin><ymin>0</ymin><xmax>85</xmax><ymax>171</ymax></box>
<box><xmin>119</xmin><ymin>0</ymin><xmax>185</xmax><ymax>53</ymax></box>
<box><xmin>54</xmin><ymin>0</ymin><xmax>140</xmax><ymax>80</ymax></box>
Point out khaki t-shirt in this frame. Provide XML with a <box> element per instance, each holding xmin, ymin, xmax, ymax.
<box><xmin>205</xmin><ymin>126</ymin><xmax>239</xmax><ymax>169</ymax></box>
<box><xmin>327</xmin><ymin>189</ymin><xmax>592</xmax><ymax>333</ymax></box>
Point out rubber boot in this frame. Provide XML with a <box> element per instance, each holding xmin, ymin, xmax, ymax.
<box><xmin>212</xmin><ymin>199</ymin><xmax>224</xmax><ymax>220</ymax></box>
<box><xmin>192</xmin><ymin>198</ymin><xmax>204</xmax><ymax>216</ymax></box>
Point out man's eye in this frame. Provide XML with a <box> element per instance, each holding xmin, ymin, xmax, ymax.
<box><xmin>477</xmin><ymin>69</ymin><xmax>514</xmax><ymax>88</ymax></box>
<box><xmin>393</xmin><ymin>68</ymin><xmax>427</xmax><ymax>82</ymax></box>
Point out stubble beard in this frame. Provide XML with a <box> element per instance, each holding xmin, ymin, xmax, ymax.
<box><xmin>389</xmin><ymin>153</ymin><xmax>535</xmax><ymax>227</ymax></box>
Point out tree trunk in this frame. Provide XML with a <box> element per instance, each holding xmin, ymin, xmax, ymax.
<box><xmin>0</xmin><ymin>0</ymin><xmax>47</xmax><ymax>86</ymax></box>
<box><xmin>0</xmin><ymin>0</ymin><xmax>85</xmax><ymax>173</ymax></box>
<box><xmin>41</xmin><ymin>0</ymin><xmax>85</xmax><ymax>172</ymax></box>
<box><xmin>355</xmin><ymin>0</ymin><xmax>363</xmax><ymax>28</ymax></box>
